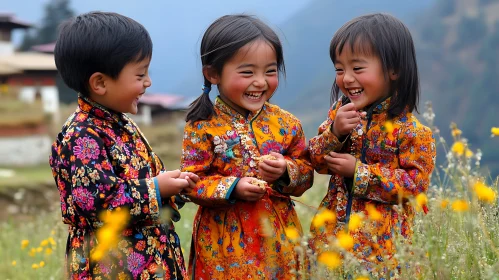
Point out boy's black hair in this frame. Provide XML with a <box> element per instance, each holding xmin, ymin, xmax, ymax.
<box><xmin>330</xmin><ymin>13</ymin><xmax>419</xmax><ymax>118</ymax></box>
<box><xmin>54</xmin><ymin>11</ymin><xmax>153</xmax><ymax>96</ymax></box>
<box><xmin>186</xmin><ymin>14</ymin><xmax>285</xmax><ymax>123</ymax></box>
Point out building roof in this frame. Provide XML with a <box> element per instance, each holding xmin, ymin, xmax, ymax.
<box><xmin>139</xmin><ymin>93</ymin><xmax>188</xmax><ymax>109</ymax></box>
<box><xmin>0</xmin><ymin>12</ymin><xmax>32</xmax><ymax>29</ymax></box>
<box><xmin>0</xmin><ymin>52</ymin><xmax>56</xmax><ymax>71</ymax></box>
<box><xmin>31</xmin><ymin>42</ymin><xmax>56</xmax><ymax>53</ymax></box>
<box><xmin>0</xmin><ymin>63</ymin><xmax>21</xmax><ymax>75</ymax></box>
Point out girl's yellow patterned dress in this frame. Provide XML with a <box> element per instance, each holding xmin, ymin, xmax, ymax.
<box><xmin>181</xmin><ymin>97</ymin><xmax>314</xmax><ymax>279</ymax></box>
<box><xmin>309</xmin><ymin>97</ymin><xmax>436</xmax><ymax>277</ymax></box>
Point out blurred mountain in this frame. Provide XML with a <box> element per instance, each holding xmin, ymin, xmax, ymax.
<box><xmin>415</xmin><ymin>0</ymin><xmax>499</xmax><ymax>176</ymax></box>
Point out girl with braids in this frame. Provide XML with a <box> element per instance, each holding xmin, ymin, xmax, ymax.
<box><xmin>180</xmin><ymin>14</ymin><xmax>314</xmax><ymax>279</ymax></box>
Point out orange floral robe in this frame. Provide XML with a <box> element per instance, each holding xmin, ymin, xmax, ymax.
<box><xmin>309</xmin><ymin>97</ymin><xmax>436</xmax><ymax>277</ymax></box>
<box><xmin>181</xmin><ymin>97</ymin><xmax>314</xmax><ymax>279</ymax></box>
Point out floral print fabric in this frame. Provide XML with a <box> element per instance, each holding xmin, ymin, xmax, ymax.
<box><xmin>308</xmin><ymin>97</ymin><xmax>436</xmax><ymax>276</ymax></box>
<box><xmin>181</xmin><ymin>97</ymin><xmax>314</xmax><ymax>279</ymax></box>
<box><xmin>49</xmin><ymin>95</ymin><xmax>187</xmax><ymax>279</ymax></box>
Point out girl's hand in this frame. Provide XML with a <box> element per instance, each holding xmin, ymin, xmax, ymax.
<box><xmin>156</xmin><ymin>169</ymin><xmax>196</xmax><ymax>197</ymax></box>
<box><xmin>332</xmin><ymin>103</ymin><xmax>365</xmax><ymax>137</ymax></box>
<box><xmin>233</xmin><ymin>177</ymin><xmax>266</xmax><ymax>201</ymax></box>
<box><xmin>324</xmin><ymin>152</ymin><xmax>356</xmax><ymax>178</ymax></box>
<box><xmin>179</xmin><ymin>171</ymin><xmax>200</xmax><ymax>193</ymax></box>
<box><xmin>258</xmin><ymin>152</ymin><xmax>287</xmax><ymax>183</ymax></box>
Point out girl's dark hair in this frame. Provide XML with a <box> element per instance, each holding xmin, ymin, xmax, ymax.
<box><xmin>330</xmin><ymin>13</ymin><xmax>419</xmax><ymax>118</ymax></box>
<box><xmin>185</xmin><ymin>14</ymin><xmax>285</xmax><ymax>123</ymax></box>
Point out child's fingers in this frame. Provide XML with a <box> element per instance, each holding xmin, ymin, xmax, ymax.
<box><xmin>187</xmin><ymin>173</ymin><xmax>200</xmax><ymax>182</ymax></box>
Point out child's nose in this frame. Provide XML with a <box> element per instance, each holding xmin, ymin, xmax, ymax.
<box><xmin>343</xmin><ymin>72</ymin><xmax>355</xmax><ymax>84</ymax></box>
<box><xmin>252</xmin><ymin>76</ymin><xmax>265</xmax><ymax>87</ymax></box>
<box><xmin>144</xmin><ymin>76</ymin><xmax>152</xmax><ymax>87</ymax></box>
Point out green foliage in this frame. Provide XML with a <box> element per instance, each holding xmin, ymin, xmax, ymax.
<box><xmin>19</xmin><ymin>0</ymin><xmax>74</xmax><ymax>51</ymax></box>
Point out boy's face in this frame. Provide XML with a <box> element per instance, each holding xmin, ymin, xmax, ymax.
<box><xmin>97</xmin><ymin>58</ymin><xmax>152</xmax><ymax>114</ymax></box>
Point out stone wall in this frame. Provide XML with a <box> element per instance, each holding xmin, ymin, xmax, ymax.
<box><xmin>0</xmin><ymin>134</ymin><xmax>51</xmax><ymax>166</ymax></box>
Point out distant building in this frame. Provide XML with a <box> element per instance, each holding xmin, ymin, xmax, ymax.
<box><xmin>0</xmin><ymin>12</ymin><xmax>59</xmax><ymax>117</ymax></box>
<box><xmin>129</xmin><ymin>93</ymin><xmax>192</xmax><ymax>126</ymax></box>
<box><xmin>0</xmin><ymin>13</ymin><xmax>54</xmax><ymax>166</ymax></box>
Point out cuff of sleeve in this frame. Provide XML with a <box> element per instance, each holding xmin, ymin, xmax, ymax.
<box><xmin>226</xmin><ymin>178</ymin><xmax>240</xmax><ymax>203</ymax></box>
<box><xmin>323</xmin><ymin>124</ymin><xmax>345</xmax><ymax>151</ymax></box>
<box><xmin>352</xmin><ymin>161</ymin><xmax>369</xmax><ymax>196</ymax></box>
<box><xmin>153</xmin><ymin>177</ymin><xmax>163</xmax><ymax>208</ymax></box>
<box><xmin>274</xmin><ymin>160</ymin><xmax>296</xmax><ymax>194</ymax></box>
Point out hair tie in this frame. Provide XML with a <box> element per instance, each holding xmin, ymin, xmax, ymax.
<box><xmin>202</xmin><ymin>85</ymin><xmax>211</xmax><ymax>95</ymax></box>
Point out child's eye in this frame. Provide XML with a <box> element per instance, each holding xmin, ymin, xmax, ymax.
<box><xmin>335</xmin><ymin>68</ymin><xmax>344</xmax><ymax>73</ymax></box>
<box><xmin>353</xmin><ymin>67</ymin><xmax>363</xmax><ymax>71</ymax></box>
<box><xmin>240</xmin><ymin>71</ymin><xmax>253</xmax><ymax>75</ymax></box>
<box><xmin>137</xmin><ymin>74</ymin><xmax>146</xmax><ymax>78</ymax></box>
<box><xmin>266</xmin><ymin>69</ymin><xmax>277</xmax><ymax>74</ymax></box>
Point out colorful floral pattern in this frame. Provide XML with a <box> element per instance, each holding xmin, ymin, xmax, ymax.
<box><xmin>309</xmin><ymin>97</ymin><xmax>436</xmax><ymax>276</ymax></box>
<box><xmin>49</xmin><ymin>95</ymin><xmax>187</xmax><ymax>279</ymax></box>
<box><xmin>181</xmin><ymin>97</ymin><xmax>314</xmax><ymax>279</ymax></box>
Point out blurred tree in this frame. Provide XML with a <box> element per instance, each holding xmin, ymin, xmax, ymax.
<box><xmin>19</xmin><ymin>0</ymin><xmax>74</xmax><ymax>51</ymax></box>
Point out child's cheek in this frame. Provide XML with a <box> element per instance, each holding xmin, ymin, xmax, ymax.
<box><xmin>267</xmin><ymin>77</ymin><xmax>279</xmax><ymax>93</ymax></box>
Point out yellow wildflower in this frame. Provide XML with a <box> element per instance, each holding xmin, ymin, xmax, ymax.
<box><xmin>48</xmin><ymin>237</ymin><xmax>56</xmax><ymax>246</ymax></box>
<box><xmin>365</xmin><ymin>204</ymin><xmax>381</xmax><ymax>221</ymax></box>
<box><xmin>36</xmin><ymin>247</ymin><xmax>43</xmax><ymax>253</ymax></box>
<box><xmin>451</xmin><ymin>200</ymin><xmax>469</xmax><ymax>212</ymax></box>
<box><xmin>348</xmin><ymin>213</ymin><xmax>362</xmax><ymax>231</ymax></box>
<box><xmin>317</xmin><ymin>251</ymin><xmax>341</xmax><ymax>269</ymax></box>
<box><xmin>355</xmin><ymin>277</ymin><xmax>370</xmax><ymax>280</ymax></box>
<box><xmin>32</xmin><ymin>264</ymin><xmax>39</xmax><ymax>269</ymax></box>
<box><xmin>100</xmin><ymin>208</ymin><xmax>130</xmax><ymax>230</ymax></box>
<box><xmin>11</xmin><ymin>261</ymin><xmax>17</xmax><ymax>266</ymax></box>
<box><xmin>45</xmin><ymin>247</ymin><xmax>53</xmax><ymax>255</ymax></box>
<box><xmin>21</xmin><ymin>240</ymin><xmax>29</xmax><ymax>249</ymax></box>
<box><xmin>284</xmin><ymin>227</ymin><xmax>300</xmax><ymax>242</ymax></box>
<box><xmin>451</xmin><ymin>141</ymin><xmax>465</xmax><ymax>156</ymax></box>
<box><xmin>384</xmin><ymin>121</ymin><xmax>394</xmax><ymax>134</ymax></box>
<box><xmin>337</xmin><ymin>231</ymin><xmax>354</xmax><ymax>250</ymax></box>
<box><xmin>415</xmin><ymin>193</ymin><xmax>428</xmax><ymax>211</ymax></box>
<box><xmin>40</xmin><ymin>239</ymin><xmax>49</xmax><ymax>247</ymax></box>
<box><xmin>39</xmin><ymin>261</ymin><xmax>45</xmax><ymax>267</ymax></box>
<box><xmin>451</xmin><ymin>128</ymin><xmax>462</xmax><ymax>138</ymax></box>
<box><xmin>440</xmin><ymin>199</ymin><xmax>449</xmax><ymax>209</ymax></box>
<box><xmin>312</xmin><ymin>209</ymin><xmax>336</xmax><ymax>228</ymax></box>
<box><xmin>97</xmin><ymin>227</ymin><xmax>117</xmax><ymax>245</ymax></box>
<box><xmin>91</xmin><ymin>248</ymin><xmax>105</xmax><ymax>261</ymax></box>
<box><xmin>465</xmin><ymin>149</ymin><xmax>473</xmax><ymax>158</ymax></box>
<box><xmin>28</xmin><ymin>248</ymin><xmax>36</xmax><ymax>257</ymax></box>
<box><xmin>491</xmin><ymin>127</ymin><xmax>499</xmax><ymax>137</ymax></box>
<box><xmin>473</xmin><ymin>181</ymin><xmax>497</xmax><ymax>203</ymax></box>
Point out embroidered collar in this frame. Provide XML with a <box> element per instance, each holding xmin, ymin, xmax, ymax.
<box><xmin>215</xmin><ymin>96</ymin><xmax>265</xmax><ymax>121</ymax></box>
<box><xmin>366</xmin><ymin>96</ymin><xmax>391</xmax><ymax>115</ymax></box>
<box><xmin>77</xmin><ymin>93</ymin><xmax>131</xmax><ymax>125</ymax></box>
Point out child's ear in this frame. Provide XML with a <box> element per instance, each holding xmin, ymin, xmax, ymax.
<box><xmin>203</xmin><ymin>66</ymin><xmax>220</xmax><ymax>85</ymax></box>
<box><xmin>389</xmin><ymin>70</ymin><xmax>399</xmax><ymax>81</ymax></box>
<box><xmin>88</xmin><ymin>72</ymin><xmax>107</xmax><ymax>96</ymax></box>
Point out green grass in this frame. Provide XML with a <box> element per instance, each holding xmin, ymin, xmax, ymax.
<box><xmin>0</xmin><ymin>165</ymin><xmax>53</xmax><ymax>191</ymax></box>
<box><xmin>1</xmin><ymin>111</ymin><xmax>498</xmax><ymax>279</ymax></box>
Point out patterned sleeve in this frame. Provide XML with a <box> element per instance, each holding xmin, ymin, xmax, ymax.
<box><xmin>180</xmin><ymin>122</ymin><xmax>238</xmax><ymax>207</ymax></box>
<box><xmin>276</xmin><ymin>120</ymin><xmax>314</xmax><ymax>197</ymax></box>
<box><xmin>351</xmin><ymin>122</ymin><xmax>436</xmax><ymax>204</ymax></box>
<box><xmin>308</xmin><ymin>100</ymin><xmax>345</xmax><ymax>174</ymax></box>
<box><xmin>56</xmin><ymin>127</ymin><xmax>161</xmax><ymax>228</ymax></box>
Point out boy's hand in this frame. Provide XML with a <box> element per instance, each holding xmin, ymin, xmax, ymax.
<box><xmin>232</xmin><ymin>177</ymin><xmax>266</xmax><ymax>201</ymax></box>
<box><xmin>324</xmin><ymin>152</ymin><xmax>356</xmax><ymax>178</ymax></box>
<box><xmin>156</xmin><ymin>169</ymin><xmax>197</xmax><ymax>197</ymax></box>
<box><xmin>179</xmin><ymin>171</ymin><xmax>199</xmax><ymax>193</ymax></box>
<box><xmin>258</xmin><ymin>152</ymin><xmax>287</xmax><ymax>183</ymax></box>
<box><xmin>332</xmin><ymin>103</ymin><xmax>365</xmax><ymax>137</ymax></box>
